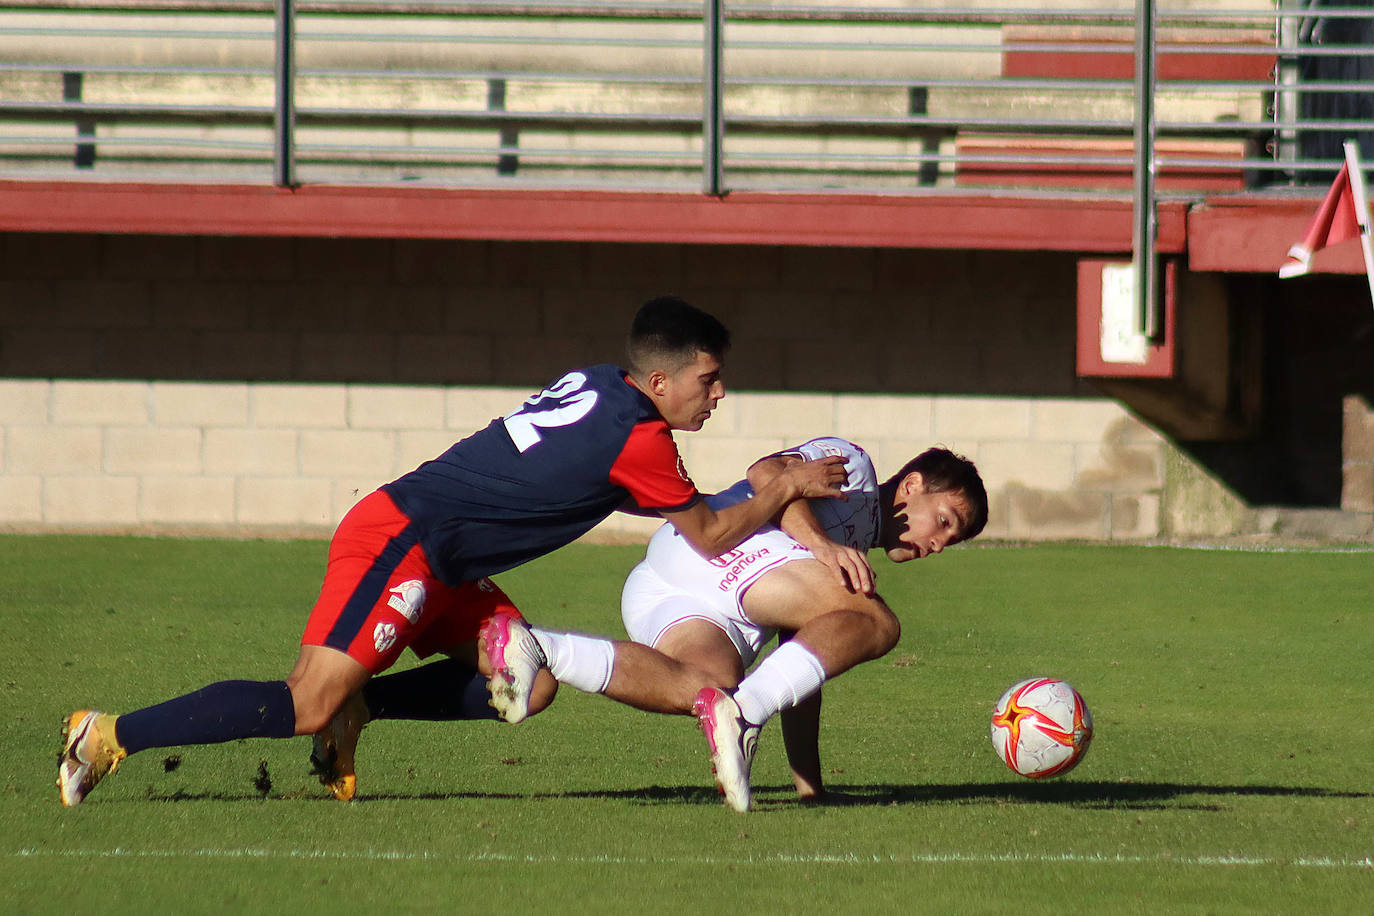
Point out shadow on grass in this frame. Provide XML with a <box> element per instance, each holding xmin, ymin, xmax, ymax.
<box><xmin>136</xmin><ymin>786</ymin><xmax>716</xmax><ymax>805</ymax></box>
<box><xmin>141</xmin><ymin>784</ymin><xmax>722</xmax><ymax>805</ymax></box>
<box><xmin>139</xmin><ymin>781</ymin><xmax>1372</xmax><ymax>810</ymax></box>
<box><xmin>751</xmin><ymin>781</ymin><xmax>1374</xmax><ymax>811</ymax></box>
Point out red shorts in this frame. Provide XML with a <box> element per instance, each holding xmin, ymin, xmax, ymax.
<box><xmin>301</xmin><ymin>490</ymin><xmax>522</xmax><ymax>674</ymax></box>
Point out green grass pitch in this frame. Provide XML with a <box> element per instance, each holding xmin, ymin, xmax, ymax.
<box><xmin>3</xmin><ymin>534</ymin><xmax>1372</xmax><ymax>913</ymax></box>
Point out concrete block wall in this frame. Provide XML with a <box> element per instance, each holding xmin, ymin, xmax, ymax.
<box><xmin>0</xmin><ymin>377</ymin><xmax>1168</xmax><ymax>542</ymax></box>
<box><xmin>11</xmin><ymin>229</ymin><xmax>1357</xmax><ymax>545</ymax></box>
<box><xmin>665</xmin><ymin>391</ymin><xmax>1167</xmax><ymax>542</ymax></box>
<box><xmin>1345</xmin><ymin>395</ymin><xmax>1374</xmax><ymax>513</ymax></box>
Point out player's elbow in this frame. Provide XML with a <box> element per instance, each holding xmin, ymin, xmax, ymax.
<box><xmin>679</xmin><ymin>523</ymin><xmax>737</xmax><ymax>561</ymax></box>
<box><xmin>685</xmin><ymin>535</ymin><xmax>727</xmax><ymax>561</ymax></box>
<box><xmin>674</xmin><ymin>500</ymin><xmax>775</xmax><ymax>559</ymax></box>
<box><xmin>745</xmin><ymin>462</ymin><xmax>778</xmax><ymax>494</ymax></box>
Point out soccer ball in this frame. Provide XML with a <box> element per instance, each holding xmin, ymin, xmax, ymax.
<box><xmin>989</xmin><ymin>677</ymin><xmax>1093</xmax><ymax>779</ymax></box>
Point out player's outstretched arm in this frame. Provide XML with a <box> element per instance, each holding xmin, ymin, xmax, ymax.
<box><xmin>747</xmin><ymin>455</ymin><xmax>875</xmax><ymax>595</ymax></box>
<box><xmin>661</xmin><ymin>455</ymin><xmax>847</xmax><ymax>559</ymax></box>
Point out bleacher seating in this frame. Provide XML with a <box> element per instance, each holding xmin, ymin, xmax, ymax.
<box><xmin>0</xmin><ymin>1</ymin><xmax>1333</xmax><ymax>193</ymax></box>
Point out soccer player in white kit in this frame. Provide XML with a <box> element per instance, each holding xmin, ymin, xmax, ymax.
<box><xmin>485</xmin><ymin>437</ymin><xmax>986</xmax><ymax>812</ymax></box>
<box><xmin>619</xmin><ymin>437</ymin><xmax>987</xmax><ymax>812</ymax></box>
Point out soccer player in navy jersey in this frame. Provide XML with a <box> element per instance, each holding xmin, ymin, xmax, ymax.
<box><xmin>58</xmin><ymin>296</ymin><xmax>848</xmax><ymax>806</ymax></box>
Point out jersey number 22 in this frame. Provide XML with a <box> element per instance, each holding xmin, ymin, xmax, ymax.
<box><xmin>502</xmin><ymin>371</ymin><xmax>599</xmax><ymax>452</ymax></box>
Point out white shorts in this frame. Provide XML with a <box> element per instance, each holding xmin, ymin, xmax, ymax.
<box><xmin>621</xmin><ymin>522</ymin><xmax>814</xmax><ymax>668</ymax></box>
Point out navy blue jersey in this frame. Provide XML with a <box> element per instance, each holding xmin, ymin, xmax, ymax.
<box><xmin>383</xmin><ymin>364</ymin><xmax>700</xmax><ymax>584</ymax></box>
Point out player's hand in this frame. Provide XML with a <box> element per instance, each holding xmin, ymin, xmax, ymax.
<box><xmin>809</xmin><ymin>539</ymin><xmax>875</xmax><ymax>595</ymax></box>
<box><xmin>789</xmin><ymin>455</ymin><xmax>848</xmax><ymax>500</ymax></box>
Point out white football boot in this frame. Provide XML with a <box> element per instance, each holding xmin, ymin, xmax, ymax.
<box><xmin>693</xmin><ymin>687</ymin><xmax>759</xmax><ymax>813</ymax></box>
<box><xmin>480</xmin><ymin>611</ymin><xmax>547</xmax><ymax>724</ymax></box>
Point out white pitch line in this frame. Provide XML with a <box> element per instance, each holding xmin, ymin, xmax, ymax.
<box><xmin>1155</xmin><ymin>543</ymin><xmax>1374</xmax><ymax>554</ymax></box>
<box><xmin>9</xmin><ymin>848</ymin><xmax>1374</xmax><ymax>870</ymax></box>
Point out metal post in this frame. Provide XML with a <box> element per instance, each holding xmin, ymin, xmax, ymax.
<box><xmin>488</xmin><ymin>78</ymin><xmax>520</xmax><ymax>176</ymax></box>
<box><xmin>1132</xmin><ymin>0</ymin><xmax>1159</xmax><ymax>338</ymax></box>
<box><xmin>274</xmin><ymin>0</ymin><xmax>296</xmax><ymax>188</ymax></box>
<box><xmin>1274</xmin><ymin>0</ymin><xmax>1302</xmax><ymax>173</ymax></box>
<box><xmin>703</xmin><ymin>0</ymin><xmax>724</xmax><ymax>196</ymax></box>
<box><xmin>1344</xmin><ymin>140</ymin><xmax>1374</xmax><ymax>311</ymax></box>
<box><xmin>62</xmin><ymin>71</ymin><xmax>96</xmax><ymax>169</ymax></box>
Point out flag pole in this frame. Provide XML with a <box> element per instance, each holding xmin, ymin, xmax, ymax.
<box><xmin>1343</xmin><ymin>140</ymin><xmax>1374</xmax><ymax>310</ymax></box>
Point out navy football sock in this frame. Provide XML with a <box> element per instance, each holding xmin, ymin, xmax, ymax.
<box><xmin>363</xmin><ymin>658</ymin><xmax>499</xmax><ymax>721</ymax></box>
<box><xmin>115</xmin><ymin>680</ymin><xmax>296</xmax><ymax>755</ymax></box>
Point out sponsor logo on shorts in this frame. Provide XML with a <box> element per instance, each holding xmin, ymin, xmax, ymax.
<box><xmin>373</xmin><ymin>621</ymin><xmax>397</xmax><ymax>654</ymax></box>
<box><xmin>716</xmin><ymin>547</ymin><xmax>771</xmax><ymax>591</ymax></box>
<box><xmin>387</xmin><ymin>579</ymin><xmax>426</xmax><ymax>624</ymax></box>
<box><xmin>708</xmin><ymin>548</ymin><xmax>744</xmax><ymax>569</ymax></box>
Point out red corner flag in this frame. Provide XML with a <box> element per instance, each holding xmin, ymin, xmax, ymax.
<box><xmin>1278</xmin><ymin>162</ymin><xmax>1360</xmax><ymax>277</ymax></box>
<box><xmin>1279</xmin><ymin>141</ymin><xmax>1374</xmax><ymax>309</ymax></box>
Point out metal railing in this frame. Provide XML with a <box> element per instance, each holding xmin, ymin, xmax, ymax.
<box><xmin>0</xmin><ymin>1</ymin><xmax>1371</xmax><ymax>196</ymax></box>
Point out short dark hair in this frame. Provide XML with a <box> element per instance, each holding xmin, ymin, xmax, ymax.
<box><xmin>626</xmin><ymin>296</ymin><xmax>731</xmax><ymax>376</ymax></box>
<box><xmin>884</xmin><ymin>447</ymin><xmax>988</xmax><ymax>541</ymax></box>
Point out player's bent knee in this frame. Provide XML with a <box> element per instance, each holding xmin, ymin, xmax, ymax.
<box><xmin>873</xmin><ymin>608</ymin><xmax>901</xmax><ymax>656</ymax></box>
<box><xmin>850</xmin><ymin>599</ymin><xmax>901</xmax><ymax>658</ymax></box>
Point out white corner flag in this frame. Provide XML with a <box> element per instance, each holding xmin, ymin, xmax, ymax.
<box><xmin>1279</xmin><ymin>140</ymin><xmax>1374</xmax><ymax>309</ymax></box>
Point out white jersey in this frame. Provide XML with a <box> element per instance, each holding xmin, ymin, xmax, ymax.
<box><xmin>665</xmin><ymin>436</ymin><xmax>880</xmax><ymax>556</ymax></box>
<box><xmin>623</xmin><ymin>438</ymin><xmax>880</xmax><ymax>666</ymax></box>
<box><xmin>771</xmin><ymin>437</ymin><xmax>881</xmax><ymax>550</ymax></box>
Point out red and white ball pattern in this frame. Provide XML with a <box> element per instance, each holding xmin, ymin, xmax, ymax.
<box><xmin>990</xmin><ymin>677</ymin><xmax>1093</xmax><ymax>779</ymax></box>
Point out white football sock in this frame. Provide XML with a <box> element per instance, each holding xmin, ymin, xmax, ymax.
<box><xmin>733</xmin><ymin>640</ymin><xmax>827</xmax><ymax>726</ymax></box>
<box><xmin>531</xmin><ymin>627</ymin><xmax>615</xmax><ymax>695</ymax></box>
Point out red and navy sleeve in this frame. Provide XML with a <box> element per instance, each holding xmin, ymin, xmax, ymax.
<box><xmin>608</xmin><ymin>419</ymin><xmax>700</xmax><ymax>512</ymax></box>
